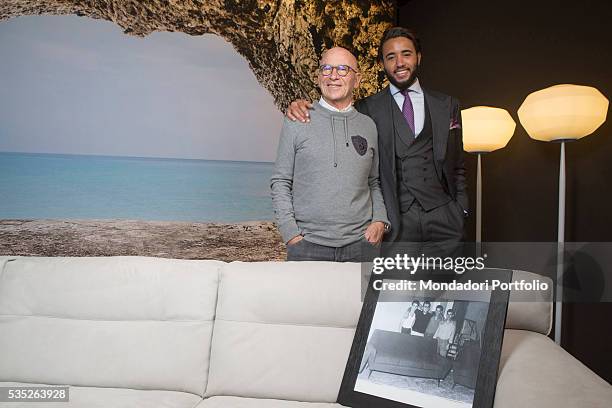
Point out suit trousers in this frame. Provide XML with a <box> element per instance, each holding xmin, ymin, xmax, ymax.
<box><xmin>286</xmin><ymin>237</ymin><xmax>380</xmax><ymax>262</ymax></box>
<box><xmin>387</xmin><ymin>200</ymin><xmax>465</xmax><ymax>258</ymax></box>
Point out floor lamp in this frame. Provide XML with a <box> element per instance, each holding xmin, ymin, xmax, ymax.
<box><xmin>518</xmin><ymin>84</ymin><xmax>609</xmax><ymax>346</ymax></box>
<box><xmin>461</xmin><ymin>107</ymin><xmax>516</xmax><ymax>251</ymax></box>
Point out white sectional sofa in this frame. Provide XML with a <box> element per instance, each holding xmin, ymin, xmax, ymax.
<box><xmin>0</xmin><ymin>256</ymin><xmax>610</xmax><ymax>407</ymax></box>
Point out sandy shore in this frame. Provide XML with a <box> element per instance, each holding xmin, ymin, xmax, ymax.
<box><xmin>0</xmin><ymin>219</ymin><xmax>286</xmax><ymax>261</ymax></box>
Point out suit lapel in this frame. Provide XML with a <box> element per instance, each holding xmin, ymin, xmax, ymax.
<box><xmin>425</xmin><ymin>89</ymin><xmax>450</xmax><ymax>162</ymax></box>
<box><xmin>376</xmin><ymin>86</ymin><xmax>396</xmax><ymax>156</ymax></box>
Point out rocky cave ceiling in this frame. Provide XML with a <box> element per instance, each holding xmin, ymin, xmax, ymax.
<box><xmin>0</xmin><ymin>0</ymin><xmax>395</xmax><ymax>110</ymax></box>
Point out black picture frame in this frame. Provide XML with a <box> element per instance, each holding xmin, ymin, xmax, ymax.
<box><xmin>338</xmin><ymin>268</ymin><xmax>511</xmax><ymax>408</ymax></box>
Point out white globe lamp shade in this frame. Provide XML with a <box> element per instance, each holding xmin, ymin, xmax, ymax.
<box><xmin>461</xmin><ymin>106</ymin><xmax>516</xmax><ymax>153</ymax></box>
<box><xmin>518</xmin><ymin>84</ymin><xmax>608</xmax><ymax>142</ymax></box>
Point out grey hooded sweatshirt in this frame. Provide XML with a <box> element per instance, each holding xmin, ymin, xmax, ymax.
<box><xmin>271</xmin><ymin>102</ymin><xmax>389</xmax><ymax>247</ymax></box>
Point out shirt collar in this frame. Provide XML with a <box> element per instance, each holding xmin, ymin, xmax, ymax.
<box><xmin>318</xmin><ymin>97</ymin><xmax>354</xmax><ymax>112</ymax></box>
<box><xmin>390</xmin><ymin>78</ymin><xmax>423</xmax><ymax>96</ymax></box>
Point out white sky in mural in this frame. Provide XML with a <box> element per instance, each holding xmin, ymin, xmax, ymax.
<box><xmin>0</xmin><ymin>15</ymin><xmax>283</xmax><ymax>162</ymax></box>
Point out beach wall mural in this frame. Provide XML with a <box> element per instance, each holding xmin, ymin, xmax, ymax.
<box><xmin>0</xmin><ymin>1</ymin><xmax>393</xmax><ymax>261</ymax></box>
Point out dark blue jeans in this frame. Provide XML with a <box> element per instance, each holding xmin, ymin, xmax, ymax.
<box><xmin>286</xmin><ymin>237</ymin><xmax>380</xmax><ymax>262</ymax></box>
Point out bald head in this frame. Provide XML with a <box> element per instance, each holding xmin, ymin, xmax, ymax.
<box><xmin>319</xmin><ymin>47</ymin><xmax>359</xmax><ymax>71</ymax></box>
<box><xmin>320</xmin><ymin>47</ymin><xmax>358</xmax><ymax>69</ymax></box>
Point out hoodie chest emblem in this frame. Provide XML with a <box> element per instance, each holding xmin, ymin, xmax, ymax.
<box><xmin>351</xmin><ymin>135</ymin><xmax>368</xmax><ymax>156</ymax></box>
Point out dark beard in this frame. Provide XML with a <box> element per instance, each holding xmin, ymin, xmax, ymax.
<box><xmin>385</xmin><ymin>64</ymin><xmax>419</xmax><ymax>90</ymax></box>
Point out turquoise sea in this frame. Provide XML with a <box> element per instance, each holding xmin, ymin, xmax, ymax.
<box><xmin>0</xmin><ymin>152</ymin><xmax>274</xmax><ymax>222</ymax></box>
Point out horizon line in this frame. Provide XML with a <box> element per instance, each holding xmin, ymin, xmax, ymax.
<box><xmin>0</xmin><ymin>150</ymin><xmax>274</xmax><ymax>165</ymax></box>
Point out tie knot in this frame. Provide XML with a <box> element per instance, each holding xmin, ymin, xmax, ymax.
<box><xmin>401</xmin><ymin>88</ymin><xmax>411</xmax><ymax>97</ymax></box>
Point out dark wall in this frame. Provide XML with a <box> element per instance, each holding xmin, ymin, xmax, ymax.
<box><xmin>397</xmin><ymin>0</ymin><xmax>611</xmax><ymax>383</ymax></box>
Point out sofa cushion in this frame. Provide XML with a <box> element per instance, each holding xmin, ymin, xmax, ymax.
<box><xmin>367</xmin><ymin>330</ymin><xmax>451</xmax><ymax>375</ymax></box>
<box><xmin>197</xmin><ymin>396</ymin><xmax>341</xmax><ymax>407</ymax></box>
<box><xmin>205</xmin><ymin>261</ymin><xmax>363</xmax><ymax>402</ymax></box>
<box><xmin>0</xmin><ymin>382</ymin><xmax>202</xmax><ymax>408</ymax></box>
<box><xmin>0</xmin><ymin>256</ymin><xmax>223</xmax><ymax>397</ymax></box>
<box><xmin>495</xmin><ymin>329</ymin><xmax>612</xmax><ymax>408</ymax></box>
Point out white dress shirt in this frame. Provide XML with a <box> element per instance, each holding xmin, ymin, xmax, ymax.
<box><xmin>318</xmin><ymin>97</ymin><xmax>354</xmax><ymax>112</ymax></box>
<box><xmin>390</xmin><ymin>79</ymin><xmax>425</xmax><ymax>137</ymax></box>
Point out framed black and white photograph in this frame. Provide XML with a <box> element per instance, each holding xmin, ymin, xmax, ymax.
<box><xmin>338</xmin><ymin>269</ymin><xmax>511</xmax><ymax>408</ymax></box>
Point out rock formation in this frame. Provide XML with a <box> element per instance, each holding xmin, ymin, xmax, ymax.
<box><xmin>0</xmin><ymin>0</ymin><xmax>394</xmax><ymax>110</ymax></box>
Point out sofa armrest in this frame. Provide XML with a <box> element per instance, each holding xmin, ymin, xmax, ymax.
<box><xmin>495</xmin><ymin>330</ymin><xmax>612</xmax><ymax>407</ymax></box>
<box><xmin>505</xmin><ymin>270</ymin><xmax>553</xmax><ymax>336</ymax></box>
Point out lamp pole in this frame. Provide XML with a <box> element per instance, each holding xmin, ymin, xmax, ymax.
<box><xmin>476</xmin><ymin>153</ymin><xmax>482</xmax><ymax>244</ymax></box>
<box><xmin>555</xmin><ymin>141</ymin><xmax>566</xmax><ymax>346</ymax></box>
<box><xmin>476</xmin><ymin>153</ymin><xmax>483</xmax><ymax>257</ymax></box>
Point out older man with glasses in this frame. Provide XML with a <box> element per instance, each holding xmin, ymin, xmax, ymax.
<box><xmin>271</xmin><ymin>47</ymin><xmax>390</xmax><ymax>262</ymax></box>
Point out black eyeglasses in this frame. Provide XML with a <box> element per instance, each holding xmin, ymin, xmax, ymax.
<box><xmin>319</xmin><ymin>64</ymin><xmax>358</xmax><ymax>77</ymax></box>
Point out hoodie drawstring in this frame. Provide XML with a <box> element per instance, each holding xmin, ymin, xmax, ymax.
<box><xmin>343</xmin><ymin>116</ymin><xmax>349</xmax><ymax>147</ymax></box>
<box><xmin>331</xmin><ymin>117</ymin><xmax>337</xmax><ymax>167</ymax></box>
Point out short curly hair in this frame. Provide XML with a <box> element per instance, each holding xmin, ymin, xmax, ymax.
<box><xmin>377</xmin><ymin>26</ymin><xmax>422</xmax><ymax>61</ymax></box>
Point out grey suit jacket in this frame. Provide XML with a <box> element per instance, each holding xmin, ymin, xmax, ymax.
<box><xmin>355</xmin><ymin>85</ymin><xmax>468</xmax><ymax>242</ymax></box>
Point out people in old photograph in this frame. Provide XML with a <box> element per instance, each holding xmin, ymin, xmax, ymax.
<box><xmin>399</xmin><ymin>300</ymin><xmax>420</xmax><ymax>333</ymax></box>
<box><xmin>434</xmin><ymin>309</ymin><xmax>457</xmax><ymax>357</ymax></box>
<box><xmin>356</xmin><ymin>298</ymin><xmax>489</xmax><ymax>408</ymax></box>
<box><xmin>425</xmin><ymin>305</ymin><xmax>445</xmax><ymax>337</ymax></box>
<box><xmin>411</xmin><ymin>301</ymin><xmax>433</xmax><ymax>336</ymax></box>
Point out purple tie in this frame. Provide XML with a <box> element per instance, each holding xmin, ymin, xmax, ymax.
<box><xmin>401</xmin><ymin>89</ymin><xmax>415</xmax><ymax>135</ymax></box>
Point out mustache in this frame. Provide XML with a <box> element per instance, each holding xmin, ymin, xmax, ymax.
<box><xmin>393</xmin><ymin>64</ymin><xmax>419</xmax><ymax>74</ymax></box>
